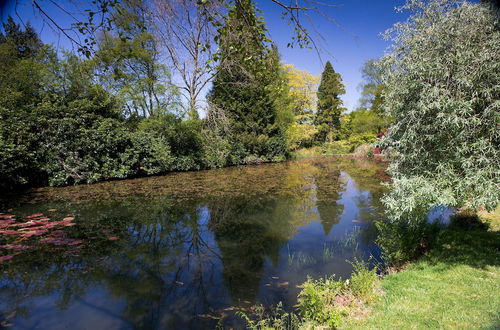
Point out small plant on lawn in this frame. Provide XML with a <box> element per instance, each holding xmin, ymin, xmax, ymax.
<box><xmin>349</xmin><ymin>260</ymin><xmax>379</xmax><ymax>302</ymax></box>
<box><xmin>297</xmin><ymin>276</ymin><xmax>349</xmax><ymax>328</ymax></box>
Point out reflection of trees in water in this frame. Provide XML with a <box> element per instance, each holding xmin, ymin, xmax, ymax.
<box><xmin>0</xmin><ymin>202</ymin><xmax>226</xmax><ymax>328</ymax></box>
<box><xmin>312</xmin><ymin>160</ymin><xmax>344</xmax><ymax>234</ymax></box>
<box><xmin>340</xmin><ymin>158</ymin><xmax>389</xmax><ymax>246</ymax></box>
<box><xmin>209</xmin><ymin>197</ymin><xmax>289</xmax><ymax>304</ymax></box>
<box><xmin>97</xmin><ymin>206</ymin><xmax>217</xmax><ymax>328</ymax></box>
<box><xmin>207</xmin><ymin>159</ymin><xmax>345</xmax><ymax>304</ymax></box>
<box><xmin>0</xmin><ymin>157</ymin><xmax>389</xmax><ymax>328</ymax></box>
<box><xmin>343</xmin><ymin>158</ymin><xmax>389</xmax><ymax>224</ymax></box>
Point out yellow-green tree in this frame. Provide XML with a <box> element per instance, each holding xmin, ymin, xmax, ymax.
<box><xmin>284</xmin><ymin>64</ymin><xmax>319</xmax><ymax>149</ymax></box>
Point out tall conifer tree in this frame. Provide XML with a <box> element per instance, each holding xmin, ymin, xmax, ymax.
<box><xmin>208</xmin><ymin>0</ymin><xmax>289</xmax><ymax>161</ymax></box>
<box><xmin>314</xmin><ymin>61</ymin><xmax>345</xmax><ymax>142</ymax></box>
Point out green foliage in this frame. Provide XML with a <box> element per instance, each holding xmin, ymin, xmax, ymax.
<box><xmin>208</xmin><ymin>0</ymin><xmax>291</xmax><ymax>162</ymax></box>
<box><xmin>347</xmin><ymin>61</ymin><xmax>390</xmax><ymax>141</ymax></box>
<box><xmin>237</xmin><ymin>302</ymin><xmax>301</xmax><ymax>330</ymax></box>
<box><xmin>296</xmin><ymin>262</ymin><xmax>379</xmax><ymax>328</ymax></box>
<box><xmin>0</xmin><ymin>20</ymin><xmax>177</xmax><ymax>189</ymax></box>
<box><xmin>138</xmin><ymin>116</ymin><xmax>204</xmax><ymax>171</ymax></box>
<box><xmin>314</xmin><ymin>61</ymin><xmax>346</xmax><ymax>142</ymax></box>
<box><xmin>347</xmin><ymin>133</ymin><xmax>377</xmax><ymax>149</ymax></box>
<box><xmin>375</xmin><ymin>219</ymin><xmax>442</xmax><ymax>267</ymax></box>
<box><xmin>321</xmin><ymin>141</ymin><xmax>352</xmax><ymax>155</ymax></box>
<box><xmin>349</xmin><ymin>109</ymin><xmax>386</xmax><ymax>135</ymax></box>
<box><xmin>357</xmin><ymin>59</ymin><xmax>383</xmax><ymax>109</ymax></box>
<box><xmin>319</xmin><ymin>133</ymin><xmax>377</xmax><ymax>155</ymax></box>
<box><xmin>283</xmin><ymin>64</ymin><xmax>319</xmax><ymax>150</ymax></box>
<box><xmin>93</xmin><ymin>0</ymin><xmax>180</xmax><ymax>118</ymax></box>
<box><xmin>0</xmin><ymin>17</ymin><xmax>43</xmax><ymax>59</ymax></box>
<box><xmin>380</xmin><ymin>0</ymin><xmax>500</xmax><ymax>221</ymax></box>
<box><xmin>297</xmin><ymin>276</ymin><xmax>348</xmax><ymax>328</ymax></box>
<box><xmin>349</xmin><ymin>260</ymin><xmax>378</xmax><ymax>302</ymax></box>
<box><xmin>200</xmin><ymin>131</ymin><xmax>232</xmax><ymax>169</ymax></box>
<box><xmin>238</xmin><ymin>260</ymin><xmax>380</xmax><ymax>329</ymax></box>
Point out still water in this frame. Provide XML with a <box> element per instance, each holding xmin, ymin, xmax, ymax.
<box><xmin>0</xmin><ymin>157</ymin><xmax>389</xmax><ymax>329</ymax></box>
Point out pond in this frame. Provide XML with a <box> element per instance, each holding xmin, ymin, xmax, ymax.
<box><xmin>0</xmin><ymin>156</ymin><xmax>390</xmax><ymax>329</ymax></box>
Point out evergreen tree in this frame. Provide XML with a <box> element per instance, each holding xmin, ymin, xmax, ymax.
<box><xmin>314</xmin><ymin>61</ymin><xmax>345</xmax><ymax>142</ymax></box>
<box><xmin>208</xmin><ymin>0</ymin><xmax>289</xmax><ymax>162</ymax></box>
<box><xmin>0</xmin><ymin>16</ymin><xmax>43</xmax><ymax>59</ymax></box>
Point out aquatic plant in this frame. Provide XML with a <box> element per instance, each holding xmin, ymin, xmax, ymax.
<box><xmin>341</xmin><ymin>226</ymin><xmax>361</xmax><ymax>251</ymax></box>
<box><xmin>322</xmin><ymin>243</ymin><xmax>335</xmax><ymax>262</ymax></box>
<box><xmin>0</xmin><ymin>212</ymin><xmax>120</xmax><ymax>262</ymax></box>
<box><xmin>287</xmin><ymin>251</ymin><xmax>316</xmax><ymax>267</ymax></box>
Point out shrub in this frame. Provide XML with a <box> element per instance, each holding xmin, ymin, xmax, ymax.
<box><xmin>263</xmin><ymin>134</ymin><xmax>289</xmax><ymax>160</ymax></box>
<box><xmin>321</xmin><ymin>141</ymin><xmax>351</xmax><ymax>154</ymax></box>
<box><xmin>348</xmin><ymin>133</ymin><xmax>376</xmax><ymax>150</ymax></box>
<box><xmin>353</xmin><ymin>143</ymin><xmax>375</xmax><ymax>157</ymax></box>
<box><xmin>128</xmin><ymin>131</ymin><xmax>174</xmax><ymax>175</ymax></box>
<box><xmin>228</xmin><ymin>141</ymin><xmax>249</xmax><ymax>165</ymax></box>
<box><xmin>349</xmin><ymin>260</ymin><xmax>378</xmax><ymax>302</ymax></box>
<box><xmin>242</xmin><ymin>155</ymin><xmax>268</xmax><ymax>165</ymax></box>
<box><xmin>376</xmin><ymin>219</ymin><xmax>442</xmax><ymax>267</ymax></box>
<box><xmin>0</xmin><ymin>139</ymin><xmax>42</xmax><ymax>189</ymax></box>
<box><xmin>238</xmin><ymin>262</ymin><xmax>380</xmax><ymax>329</ymax></box>
<box><xmin>200</xmin><ymin>131</ymin><xmax>231</xmax><ymax>169</ymax></box>
<box><xmin>40</xmin><ymin>118</ymin><xmax>175</xmax><ymax>185</ymax></box>
<box><xmin>138</xmin><ymin>116</ymin><xmax>204</xmax><ymax>171</ymax></box>
<box><xmin>297</xmin><ymin>276</ymin><xmax>348</xmax><ymax>329</ymax></box>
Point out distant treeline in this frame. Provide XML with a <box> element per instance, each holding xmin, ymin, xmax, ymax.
<box><xmin>0</xmin><ymin>0</ymin><xmax>387</xmax><ymax>190</ymax></box>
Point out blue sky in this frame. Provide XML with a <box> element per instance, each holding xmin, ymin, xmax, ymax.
<box><xmin>1</xmin><ymin>0</ymin><xmax>410</xmax><ymax>111</ymax></box>
<box><xmin>255</xmin><ymin>0</ymin><xmax>409</xmax><ymax>111</ymax></box>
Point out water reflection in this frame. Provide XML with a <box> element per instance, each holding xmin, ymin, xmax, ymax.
<box><xmin>0</xmin><ymin>157</ymin><xmax>389</xmax><ymax>329</ymax></box>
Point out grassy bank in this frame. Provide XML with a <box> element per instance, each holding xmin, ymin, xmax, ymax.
<box><xmin>346</xmin><ymin>210</ymin><xmax>500</xmax><ymax>329</ymax></box>
<box><xmin>238</xmin><ymin>210</ymin><xmax>500</xmax><ymax>329</ymax></box>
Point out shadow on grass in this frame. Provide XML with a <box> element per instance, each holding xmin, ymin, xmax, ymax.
<box><xmin>423</xmin><ymin>217</ymin><xmax>500</xmax><ymax>269</ymax></box>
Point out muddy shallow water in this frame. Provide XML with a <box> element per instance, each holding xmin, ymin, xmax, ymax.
<box><xmin>0</xmin><ymin>156</ymin><xmax>390</xmax><ymax>329</ymax></box>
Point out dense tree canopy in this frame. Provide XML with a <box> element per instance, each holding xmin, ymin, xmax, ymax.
<box><xmin>380</xmin><ymin>0</ymin><xmax>500</xmax><ymax>221</ymax></box>
<box><xmin>94</xmin><ymin>0</ymin><xmax>180</xmax><ymax>118</ymax></box>
<box><xmin>0</xmin><ymin>0</ymin><xmax>295</xmax><ymax>190</ymax></box>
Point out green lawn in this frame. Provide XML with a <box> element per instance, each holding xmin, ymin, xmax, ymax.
<box><xmin>347</xmin><ymin>214</ymin><xmax>500</xmax><ymax>329</ymax></box>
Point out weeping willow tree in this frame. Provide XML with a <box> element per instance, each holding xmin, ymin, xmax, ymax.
<box><xmin>380</xmin><ymin>0</ymin><xmax>500</xmax><ymax>222</ymax></box>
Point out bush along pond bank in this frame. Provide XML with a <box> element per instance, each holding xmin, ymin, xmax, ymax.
<box><xmin>236</xmin><ymin>209</ymin><xmax>500</xmax><ymax>329</ymax></box>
